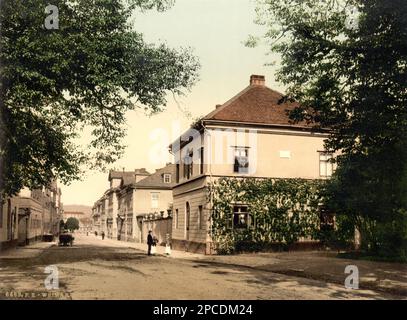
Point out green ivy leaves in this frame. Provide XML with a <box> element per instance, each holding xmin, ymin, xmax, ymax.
<box><xmin>208</xmin><ymin>177</ymin><xmax>325</xmax><ymax>254</ymax></box>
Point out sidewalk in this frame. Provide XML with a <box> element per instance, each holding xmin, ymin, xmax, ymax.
<box><xmin>0</xmin><ymin>241</ymin><xmax>56</xmax><ymax>260</ymax></box>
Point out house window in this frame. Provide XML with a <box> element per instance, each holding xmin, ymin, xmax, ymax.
<box><xmin>175</xmin><ymin>209</ymin><xmax>179</xmax><ymax>229</ymax></box>
<box><xmin>151</xmin><ymin>193</ymin><xmax>159</xmax><ymax>209</ymax></box>
<box><xmin>163</xmin><ymin>174</ymin><xmax>171</xmax><ymax>184</ymax></box>
<box><xmin>198</xmin><ymin>205</ymin><xmax>204</xmax><ymax>229</ymax></box>
<box><xmin>319</xmin><ymin>207</ymin><xmax>335</xmax><ymax>232</ymax></box>
<box><xmin>176</xmin><ymin>164</ymin><xmax>180</xmax><ymax>183</ymax></box>
<box><xmin>127</xmin><ymin>216</ymin><xmax>133</xmax><ymax>236</ymax></box>
<box><xmin>232</xmin><ymin>205</ymin><xmax>251</xmax><ymax>229</ymax></box>
<box><xmin>319</xmin><ymin>152</ymin><xmax>334</xmax><ymax>177</ymax></box>
<box><xmin>184</xmin><ymin>150</ymin><xmax>193</xmax><ymax>179</ymax></box>
<box><xmin>200</xmin><ymin>147</ymin><xmax>204</xmax><ymax>175</ymax></box>
<box><xmin>233</xmin><ymin>147</ymin><xmax>249</xmax><ymax>173</ymax></box>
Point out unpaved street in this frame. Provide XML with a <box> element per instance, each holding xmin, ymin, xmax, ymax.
<box><xmin>0</xmin><ymin>235</ymin><xmax>402</xmax><ymax>300</ymax></box>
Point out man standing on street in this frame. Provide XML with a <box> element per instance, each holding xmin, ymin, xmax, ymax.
<box><xmin>147</xmin><ymin>230</ymin><xmax>153</xmax><ymax>255</ymax></box>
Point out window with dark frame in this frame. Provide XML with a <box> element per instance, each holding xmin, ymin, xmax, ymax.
<box><xmin>176</xmin><ymin>163</ymin><xmax>180</xmax><ymax>183</ymax></box>
<box><xmin>232</xmin><ymin>205</ymin><xmax>251</xmax><ymax>229</ymax></box>
<box><xmin>200</xmin><ymin>147</ymin><xmax>204</xmax><ymax>175</ymax></box>
<box><xmin>184</xmin><ymin>150</ymin><xmax>193</xmax><ymax>179</ymax></box>
<box><xmin>319</xmin><ymin>207</ymin><xmax>335</xmax><ymax>232</ymax></box>
<box><xmin>198</xmin><ymin>205</ymin><xmax>204</xmax><ymax>229</ymax></box>
<box><xmin>183</xmin><ymin>159</ymin><xmax>187</xmax><ymax>179</ymax></box>
<box><xmin>233</xmin><ymin>147</ymin><xmax>249</xmax><ymax>173</ymax></box>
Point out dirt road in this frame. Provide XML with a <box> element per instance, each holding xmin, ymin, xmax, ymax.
<box><xmin>0</xmin><ymin>235</ymin><xmax>402</xmax><ymax>300</ymax></box>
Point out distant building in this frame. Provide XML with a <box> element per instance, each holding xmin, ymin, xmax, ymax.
<box><xmin>0</xmin><ymin>182</ymin><xmax>63</xmax><ymax>250</ymax></box>
<box><xmin>63</xmin><ymin>211</ymin><xmax>85</xmax><ymax>221</ymax></box>
<box><xmin>92</xmin><ymin>165</ymin><xmax>175</xmax><ymax>244</ymax></box>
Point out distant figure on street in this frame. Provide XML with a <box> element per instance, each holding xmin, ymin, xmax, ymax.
<box><xmin>95</xmin><ymin>231</ymin><xmax>98</xmax><ymax>236</ymax></box>
<box><xmin>101</xmin><ymin>231</ymin><xmax>105</xmax><ymax>240</ymax></box>
<box><xmin>147</xmin><ymin>230</ymin><xmax>153</xmax><ymax>255</ymax></box>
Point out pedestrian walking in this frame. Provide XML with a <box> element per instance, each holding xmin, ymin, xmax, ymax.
<box><xmin>101</xmin><ymin>231</ymin><xmax>105</xmax><ymax>240</ymax></box>
<box><xmin>147</xmin><ymin>230</ymin><xmax>154</xmax><ymax>255</ymax></box>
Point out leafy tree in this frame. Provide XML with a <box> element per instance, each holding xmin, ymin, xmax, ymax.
<box><xmin>0</xmin><ymin>0</ymin><xmax>199</xmax><ymax>198</ymax></box>
<box><xmin>250</xmin><ymin>0</ymin><xmax>407</xmax><ymax>257</ymax></box>
<box><xmin>65</xmin><ymin>217</ymin><xmax>80</xmax><ymax>232</ymax></box>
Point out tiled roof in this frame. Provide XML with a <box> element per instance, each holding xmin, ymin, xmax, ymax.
<box><xmin>203</xmin><ymin>81</ymin><xmax>311</xmax><ymax>128</ymax></box>
<box><xmin>108</xmin><ymin>171</ymin><xmax>134</xmax><ymax>180</ymax></box>
<box><xmin>108</xmin><ymin>168</ymin><xmax>150</xmax><ymax>181</ymax></box>
<box><xmin>121</xmin><ymin>175</ymin><xmax>137</xmax><ymax>186</ymax></box>
<box><xmin>135</xmin><ymin>164</ymin><xmax>176</xmax><ymax>189</ymax></box>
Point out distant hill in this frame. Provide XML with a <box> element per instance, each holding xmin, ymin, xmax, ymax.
<box><xmin>63</xmin><ymin>204</ymin><xmax>92</xmax><ymax>217</ymax></box>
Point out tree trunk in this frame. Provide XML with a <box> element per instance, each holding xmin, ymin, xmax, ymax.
<box><xmin>0</xmin><ymin>107</ymin><xmax>5</xmax><ymax>231</ymax></box>
<box><xmin>0</xmin><ymin>0</ymin><xmax>6</xmax><ymax>239</ymax></box>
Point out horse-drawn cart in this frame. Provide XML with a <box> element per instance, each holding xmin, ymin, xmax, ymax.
<box><xmin>59</xmin><ymin>232</ymin><xmax>74</xmax><ymax>246</ymax></box>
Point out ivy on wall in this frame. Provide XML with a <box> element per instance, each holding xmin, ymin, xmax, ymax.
<box><xmin>207</xmin><ymin>177</ymin><xmax>325</xmax><ymax>254</ymax></box>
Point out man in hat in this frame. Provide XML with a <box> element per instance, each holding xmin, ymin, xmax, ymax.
<box><xmin>147</xmin><ymin>230</ymin><xmax>154</xmax><ymax>255</ymax></box>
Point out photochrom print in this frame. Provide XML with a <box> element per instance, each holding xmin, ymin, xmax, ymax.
<box><xmin>0</xmin><ymin>0</ymin><xmax>406</xmax><ymax>306</ymax></box>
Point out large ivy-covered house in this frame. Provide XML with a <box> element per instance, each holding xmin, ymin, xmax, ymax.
<box><xmin>169</xmin><ymin>75</ymin><xmax>334</xmax><ymax>254</ymax></box>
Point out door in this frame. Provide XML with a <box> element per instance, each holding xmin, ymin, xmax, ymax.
<box><xmin>18</xmin><ymin>215</ymin><xmax>27</xmax><ymax>245</ymax></box>
<box><xmin>185</xmin><ymin>202</ymin><xmax>190</xmax><ymax>240</ymax></box>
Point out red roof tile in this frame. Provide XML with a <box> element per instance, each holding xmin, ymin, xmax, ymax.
<box><xmin>203</xmin><ymin>83</ymin><xmax>310</xmax><ymax>128</ymax></box>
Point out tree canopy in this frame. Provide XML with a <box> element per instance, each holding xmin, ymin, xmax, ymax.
<box><xmin>0</xmin><ymin>0</ymin><xmax>200</xmax><ymax>196</ymax></box>
<box><xmin>65</xmin><ymin>217</ymin><xmax>80</xmax><ymax>232</ymax></box>
<box><xmin>250</xmin><ymin>0</ymin><xmax>407</xmax><ymax>258</ymax></box>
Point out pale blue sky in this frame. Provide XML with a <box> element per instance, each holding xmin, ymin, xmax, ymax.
<box><xmin>62</xmin><ymin>0</ymin><xmax>283</xmax><ymax>206</ymax></box>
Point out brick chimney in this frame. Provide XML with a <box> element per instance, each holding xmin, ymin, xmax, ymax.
<box><xmin>250</xmin><ymin>74</ymin><xmax>265</xmax><ymax>86</ymax></box>
<box><xmin>216</xmin><ymin>104</ymin><xmax>222</xmax><ymax>109</ymax></box>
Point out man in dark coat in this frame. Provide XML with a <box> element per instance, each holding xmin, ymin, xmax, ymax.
<box><xmin>147</xmin><ymin>230</ymin><xmax>153</xmax><ymax>255</ymax></box>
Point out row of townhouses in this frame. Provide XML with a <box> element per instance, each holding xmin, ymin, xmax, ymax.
<box><xmin>92</xmin><ymin>166</ymin><xmax>175</xmax><ymax>245</ymax></box>
<box><xmin>92</xmin><ymin>75</ymin><xmax>335</xmax><ymax>254</ymax></box>
<box><xmin>0</xmin><ymin>182</ymin><xmax>63</xmax><ymax>251</ymax></box>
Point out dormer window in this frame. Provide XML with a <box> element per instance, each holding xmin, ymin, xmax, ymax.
<box><xmin>163</xmin><ymin>173</ymin><xmax>171</xmax><ymax>184</ymax></box>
